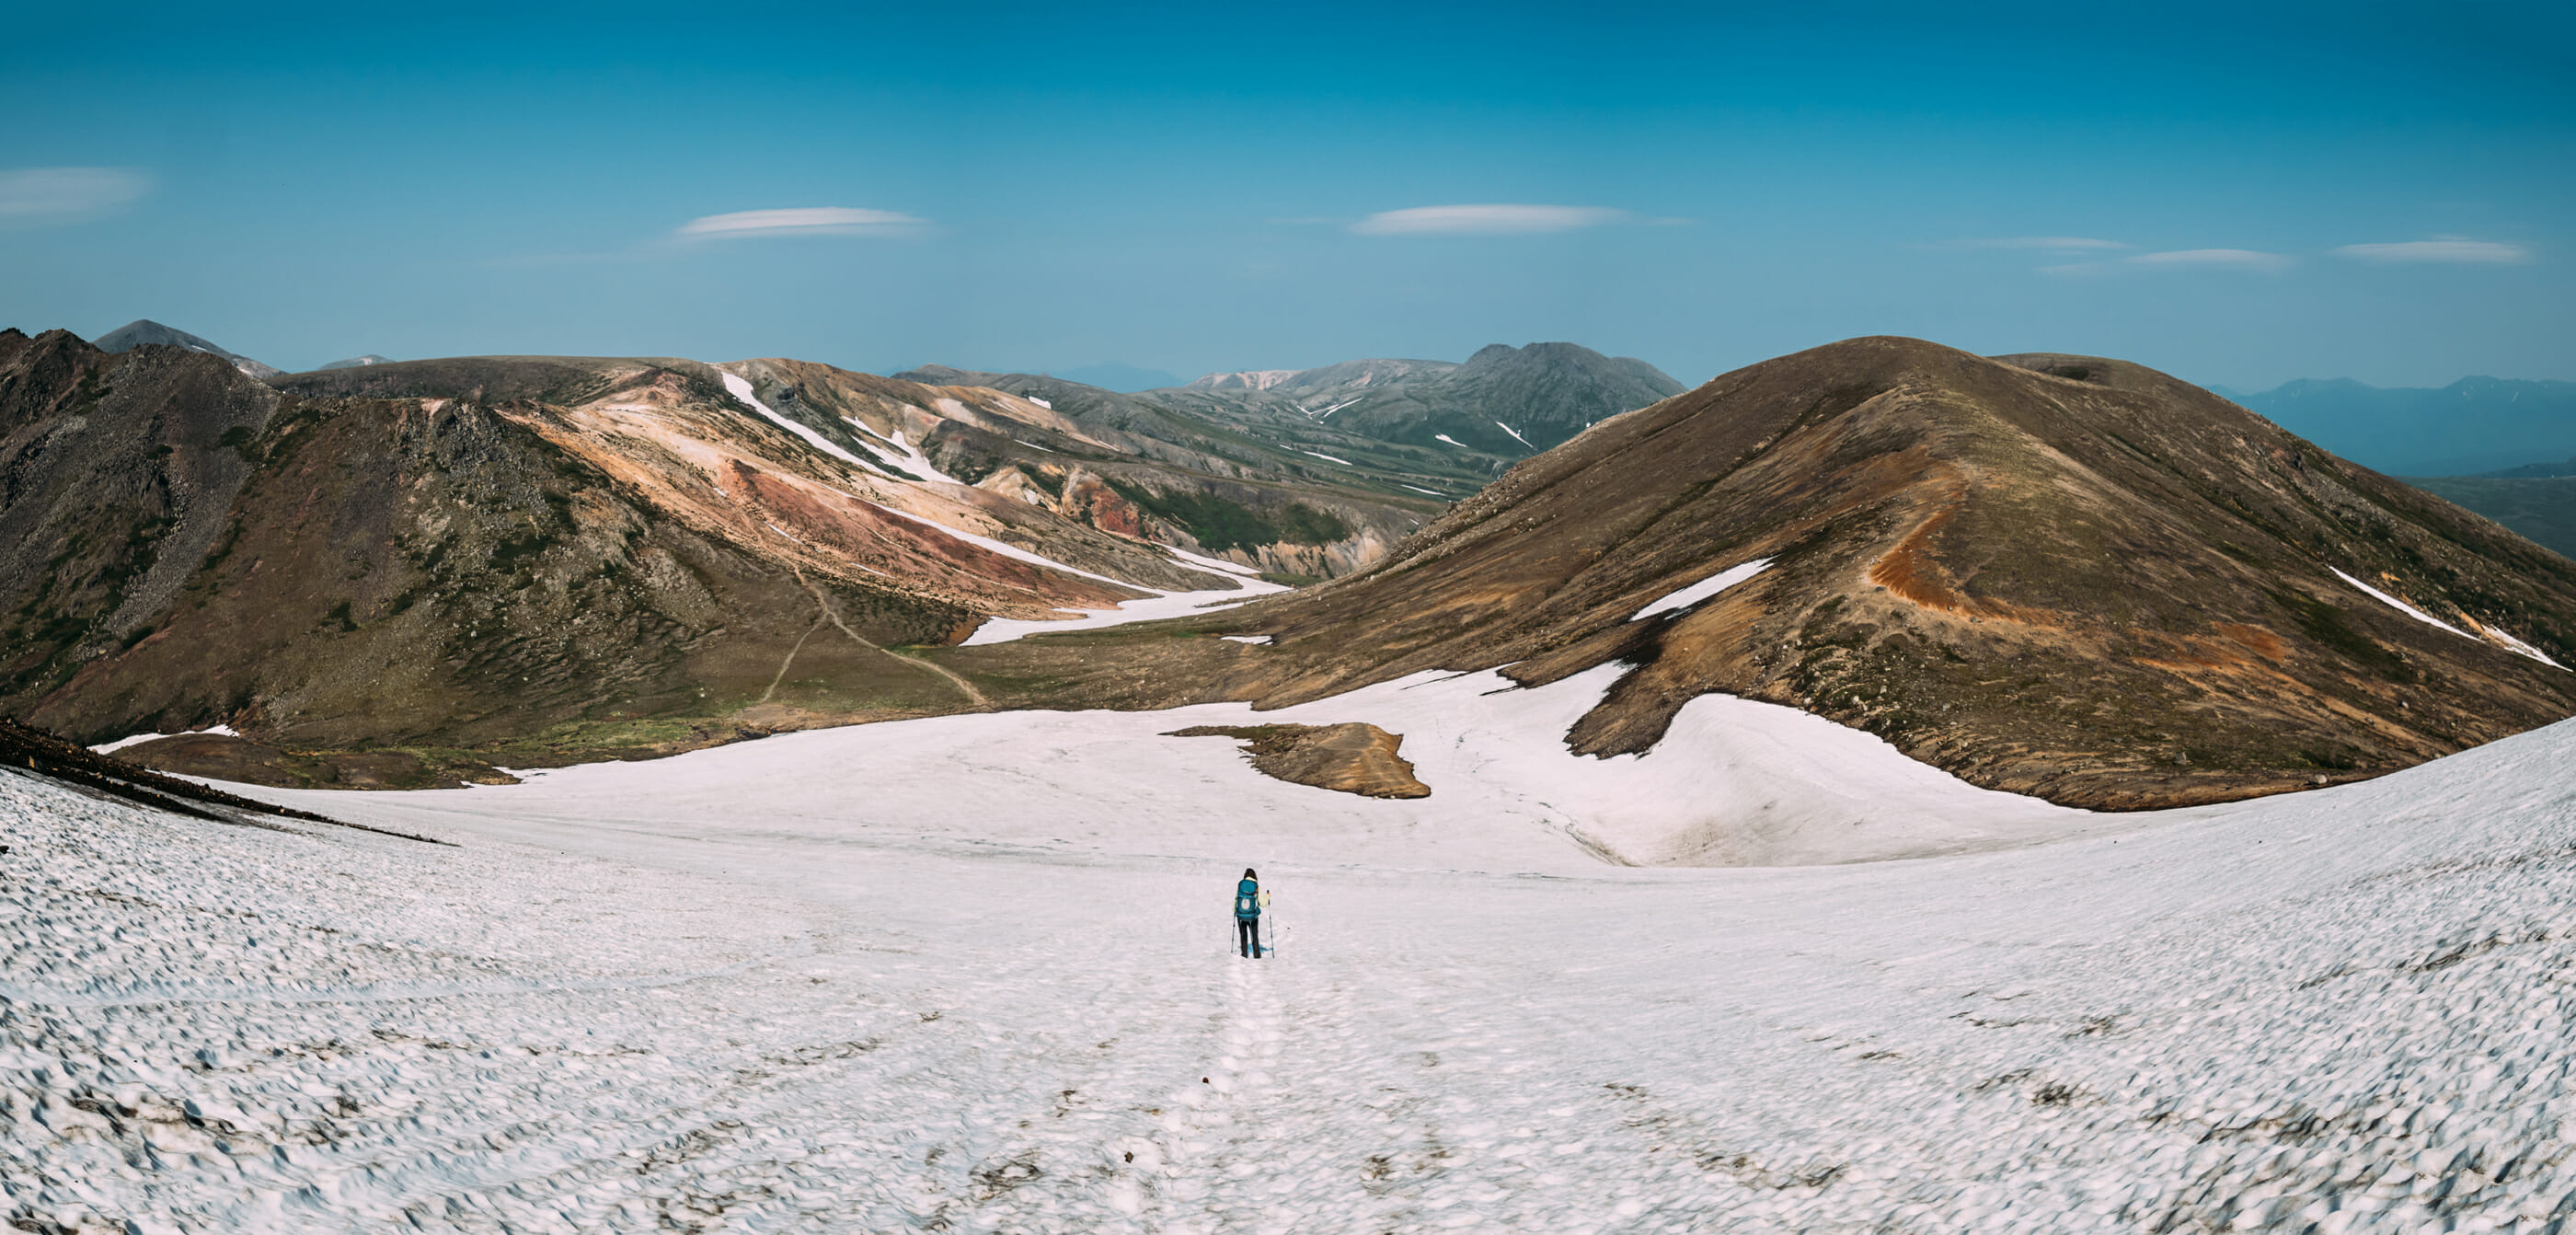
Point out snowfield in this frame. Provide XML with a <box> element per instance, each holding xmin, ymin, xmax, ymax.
<box><xmin>8</xmin><ymin>668</ymin><xmax>2576</xmax><ymax>1232</ymax></box>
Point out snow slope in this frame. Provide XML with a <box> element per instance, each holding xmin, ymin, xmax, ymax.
<box><xmin>1632</xmin><ymin>559</ymin><xmax>1771</xmax><ymax>622</ymax></box>
<box><xmin>10</xmin><ymin>679</ymin><xmax>2576</xmax><ymax>1231</ymax></box>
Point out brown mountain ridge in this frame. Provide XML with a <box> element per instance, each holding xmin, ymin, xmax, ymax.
<box><xmin>936</xmin><ymin>337</ymin><xmax>2576</xmax><ymax>809</ymax></box>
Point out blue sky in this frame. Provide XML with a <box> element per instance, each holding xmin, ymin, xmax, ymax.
<box><xmin>1</xmin><ymin>0</ymin><xmax>2568</xmax><ymax>389</ymax></box>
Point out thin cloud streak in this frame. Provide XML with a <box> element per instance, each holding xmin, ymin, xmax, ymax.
<box><xmin>2127</xmin><ymin>248</ymin><xmax>2294</xmax><ymax>273</ymax></box>
<box><xmin>677</xmin><ymin>207</ymin><xmax>926</xmax><ymax>238</ymax></box>
<box><xmin>0</xmin><ymin>167</ymin><xmax>152</xmax><ymax>226</ymax></box>
<box><xmin>1351</xmin><ymin>204</ymin><xmax>1625</xmax><ymax>236</ymax></box>
<box><xmin>1950</xmin><ymin>236</ymin><xmax>2130</xmax><ymax>250</ymax></box>
<box><xmin>2334</xmin><ymin>237</ymin><xmax>2532</xmax><ymax>265</ymax></box>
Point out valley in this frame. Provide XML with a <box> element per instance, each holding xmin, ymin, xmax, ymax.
<box><xmin>6</xmin><ymin>328</ymin><xmax>2571</xmax><ymax>813</ymax></box>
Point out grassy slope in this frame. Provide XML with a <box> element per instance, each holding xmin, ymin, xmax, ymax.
<box><xmin>2403</xmin><ymin>476</ymin><xmax>2576</xmax><ymax>562</ymax></box>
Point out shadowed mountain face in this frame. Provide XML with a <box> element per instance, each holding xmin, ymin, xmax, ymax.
<box><xmin>949</xmin><ymin>338</ymin><xmax>2576</xmax><ymax>810</ymax></box>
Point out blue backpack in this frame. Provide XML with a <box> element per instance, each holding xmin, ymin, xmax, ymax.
<box><xmin>1234</xmin><ymin>878</ymin><xmax>1260</xmax><ymax>920</ymax></box>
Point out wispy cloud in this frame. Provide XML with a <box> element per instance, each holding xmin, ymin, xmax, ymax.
<box><xmin>2333</xmin><ymin>237</ymin><xmax>2533</xmax><ymax>265</ymax></box>
<box><xmin>0</xmin><ymin>167</ymin><xmax>151</xmax><ymax>226</ymax></box>
<box><xmin>676</xmin><ymin>207</ymin><xmax>926</xmax><ymax>238</ymax></box>
<box><xmin>1949</xmin><ymin>236</ymin><xmax>2131</xmax><ymax>251</ymax></box>
<box><xmin>2035</xmin><ymin>246</ymin><xmax>2294</xmax><ymax>277</ymax></box>
<box><xmin>2126</xmin><ymin>248</ymin><xmax>2294</xmax><ymax>273</ymax></box>
<box><xmin>1351</xmin><ymin>204</ymin><xmax>1625</xmax><ymax>236</ymax></box>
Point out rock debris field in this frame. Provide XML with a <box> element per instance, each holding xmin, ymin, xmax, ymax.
<box><xmin>6</xmin><ymin>672</ymin><xmax>2576</xmax><ymax>1232</ymax></box>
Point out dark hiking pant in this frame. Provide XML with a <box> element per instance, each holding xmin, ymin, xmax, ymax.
<box><xmin>1236</xmin><ymin>918</ymin><xmax>1261</xmax><ymax>957</ymax></box>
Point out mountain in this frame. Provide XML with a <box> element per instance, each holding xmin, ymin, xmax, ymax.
<box><xmin>2479</xmin><ymin>456</ymin><xmax>2576</xmax><ymax>479</ymax></box>
<box><xmin>892</xmin><ymin>363</ymin><xmax>1499</xmax><ymax>507</ymax></box>
<box><xmin>1046</xmin><ymin>361</ymin><xmax>1181</xmax><ymax>391</ymax></box>
<box><xmin>939</xmin><ymin>337</ymin><xmax>2576</xmax><ymax>810</ymax></box>
<box><xmin>891</xmin><ymin>343</ymin><xmax>1685</xmax><ymax>509</ymax></box>
<box><xmin>1162</xmin><ymin>341</ymin><xmax>1687</xmax><ymax>457</ymax></box>
<box><xmin>2402</xmin><ymin>476</ymin><xmax>2576</xmax><ymax>561</ymax></box>
<box><xmin>92</xmin><ymin>318</ymin><xmax>284</xmax><ymax>380</ymax></box>
<box><xmin>4</xmin><ymin>329</ymin><xmax>1351</xmax><ymax>783</ymax></box>
<box><xmin>319</xmin><ymin>353</ymin><xmax>396</xmax><ymax>370</ymax></box>
<box><xmin>2229</xmin><ymin>376</ymin><xmax>2576</xmax><ymax>477</ymax></box>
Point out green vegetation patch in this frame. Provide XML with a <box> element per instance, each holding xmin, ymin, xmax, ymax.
<box><xmin>2269</xmin><ymin>587</ymin><xmax>2416</xmax><ymax>682</ymax></box>
<box><xmin>1102</xmin><ymin>479</ymin><xmax>1351</xmax><ymax>552</ymax></box>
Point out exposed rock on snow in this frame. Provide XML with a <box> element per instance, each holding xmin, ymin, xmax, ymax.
<box><xmin>1167</xmin><ymin>721</ymin><xmax>1431</xmax><ymax>799</ymax></box>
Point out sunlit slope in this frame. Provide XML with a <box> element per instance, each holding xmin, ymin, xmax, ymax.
<box><xmin>960</xmin><ymin>336</ymin><xmax>2576</xmax><ymax>809</ymax></box>
<box><xmin>0</xmin><ymin>331</ymin><xmax>1259</xmax><ymax>779</ymax></box>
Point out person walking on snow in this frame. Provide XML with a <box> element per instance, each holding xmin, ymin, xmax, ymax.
<box><xmin>1234</xmin><ymin>868</ymin><xmax>1269</xmax><ymax>958</ymax></box>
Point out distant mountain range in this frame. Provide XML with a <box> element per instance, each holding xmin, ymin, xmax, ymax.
<box><xmin>2480</xmin><ymin>457</ymin><xmax>2576</xmax><ymax>479</ymax></box>
<box><xmin>1165</xmin><ymin>342</ymin><xmax>1686</xmax><ymax>456</ymax></box>
<box><xmin>2220</xmin><ymin>376</ymin><xmax>2576</xmax><ymax>478</ymax></box>
<box><xmin>320</xmin><ymin>353</ymin><xmax>396</xmax><ymax>370</ymax></box>
<box><xmin>900</xmin><ymin>342</ymin><xmax>1684</xmax><ymax>516</ymax></box>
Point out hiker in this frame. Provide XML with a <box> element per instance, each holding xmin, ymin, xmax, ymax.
<box><xmin>1234</xmin><ymin>868</ymin><xmax>1267</xmax><ymax>958</ymax></box>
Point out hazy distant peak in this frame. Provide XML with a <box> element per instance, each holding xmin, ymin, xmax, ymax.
<box><xmin>1188</xmin><ymin>368</ymin><xmax>1302</xmax><ymax>391</ymax></box>
<box><xmin>93</xmin><ymin>318</ymin><xmax>283</xmax><ymax>380</ymax></box>
<box><xmin>889</xmin><ymin>363</ymin><xmax>983</xmax><ymax>386</ymax></box>
<box><xmin>318</xmin><ymin>354</ymin><xmax>396</xmax><ymax>370</ymax></box>
<box><xmin>1047</xmin><ymin>362</ymin><xmax>1181</xmax><ymax>392</ymax></box>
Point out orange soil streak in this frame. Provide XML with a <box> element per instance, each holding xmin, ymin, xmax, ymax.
<box><xmin>1862</xmin><ymin>488</ymin><xmax>2052</xmax><ymax>627</ymax></box>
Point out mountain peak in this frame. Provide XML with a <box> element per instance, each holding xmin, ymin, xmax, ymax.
<box><xmin>92</xmin><ymin>319</ymin><xmax>283</xmax><ymax>380</ymax></box>
<box><xmin>1158</xmin><ymin>335</ymin><xmax>2576</xmax><ymax>812</ymax></box>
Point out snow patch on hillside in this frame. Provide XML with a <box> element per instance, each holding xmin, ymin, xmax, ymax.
<box><xmin>2333</xmin><ymin>567</ymin><xmax>2566</xmax><ymax>668</ymax></box>
<box><xmin>960</xmin><ymin>578</ymin><xmax>1283</xmax><ymax>646</ymax></box>
<box><xmin>867</xmin><ymin>502</ymin><xmax>1145</xmax><ymax>591</ymax></box>
<box><xmin>90</xmin><ymin>725</ymin><xmax>237</xmax><ymax>755</ymax></box>
<box><xmin>1633</xmin><ymin>558</ymin><xmax>1772</xmax><ymax>622</ymax></box>
<box><xmin>722</xmin><ymin>369</ymin><xmax>964</xmax><ymax>487</ymax></box>
<box><xmin>717</xmin><ymin>371</ymin><xmax>886</xmax><ymax>478</ymax></box>
<box><xmin>954</xmin><ymin>541</ymin><xmax>1281</xmax><ymax>645</ymax></box>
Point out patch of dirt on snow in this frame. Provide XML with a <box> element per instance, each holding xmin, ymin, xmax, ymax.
<box><xmin>1166</xmin><ymin>721</ymin><xmax>1431</xmax><ymax>798</ymax></box>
